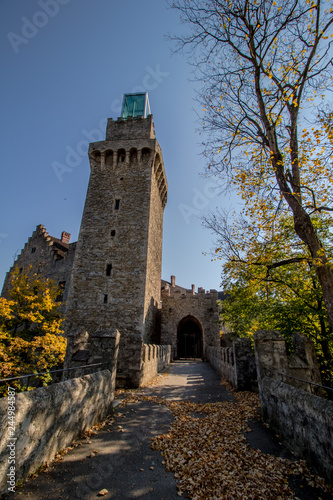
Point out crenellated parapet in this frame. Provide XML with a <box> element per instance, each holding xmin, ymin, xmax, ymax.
<box><xmin>106</xmin><ymin>114</ymin><xmax>155</xmax><ymax>141</ymax></box>
<box><xmin>160</xmin><ymin>276</ymin><xmax>221</xmax><ymax>356</ymax></box>
<box><xmin>88</xmin><ymin>115</ymin><xmax>167</xmax><ymax>210</ymax></box>
<box><xmin>206</xmin><ymin>338</ymin><xmax>256</xmax><ymax>391</ymax></box>
<box><xmin>162</xmin><ymin>286</ymin><xmax>219</xmax><ymax>302</ymax></box>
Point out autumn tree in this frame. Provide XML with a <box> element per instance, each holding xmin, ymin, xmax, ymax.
<box><xmin>0</xmin><ymin>267</ymin><xmax>67</xmax><ymax>394</ymax></box>
<box><xmin>171</xmin><ymin>0</ymin><xmax>333</xmax><ymax>329</ymax></box>
<box><xmin>207</xmin><ymin>210</ymin><xmax>333</xmax><ymax>385</ymax></box>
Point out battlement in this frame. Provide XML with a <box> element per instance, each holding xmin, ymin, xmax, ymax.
<box><xmin>160</xmin><ymin>275</ymin><xmax>221</xmax><ymax>353</ymax></box>
<box><xmin>106</xmin><ymin>114</ymin><xmax>155</xmax><ymax>141</ymax></box>
<box><xmin>162</xmin><ymin>288</ymin><xmax>219</xmax><ymax>301</ymax></box>
<box><xmin>87</xmin><ymin>113</ymin><xmax>167</xmax><ymax>210</ymax></box>
<box><xmin>161</xmin><ymin>279</ymin><xmax>218</xmax><ymax>301</ymax></box>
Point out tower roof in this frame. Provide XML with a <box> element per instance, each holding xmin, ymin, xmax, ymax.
<box><xmin>121</xmin><ymin>93</ymin><xmax>151</xmax><ymax>119</ymax></box>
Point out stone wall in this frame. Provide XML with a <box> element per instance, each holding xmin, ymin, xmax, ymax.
<box><xmin>65</xmin><ymin>116</ymin><xmax>167</xmax><ymax>386</ymax></box>
<box><xmin>116</xmin><ymin>341</ymin><xmax>172</xmax><ymax>388</ymax></box>
<box><xmin>161</xmin><ymin>286</ymin><xmax>220</xmax><ymax>356</ymax></box>
<box><xmin>206</xmin><ymin>337</ymin><xmax>256</xmax><ymax>390</ymax></box>
<box><xmin>254</xmin><ymin>331</ymin><xmax>332</xmax><ymax>482</ymax></box>
<box><xmin>259</xmin><ymin>377</ymin><xmax>333</xmax><ymax>484</ymax></box>
<box><xmin>254</xmin><ymin>330</ymin><xmax>322</xmax><ymax>394</ymax></box>
<box><xmin>143</xmin><ymin>149</ymin><xmax>167</xmax><ymax>343</ymax></box>
<box><xmin>64</xmin><ymin>328</ymin><xmax>120</xmax><ymax>378</ymax></box>
<box><xmin>0</xmin><ymin>368</ymin><xmax>117</xmax><ymax>496</ymax></box>
<box><xmin>206</xmin><ymin>345</ymin><xmax>237</xmax><ymax>386</ymax></box>
<box><xmin>140</xmin><ymin>344</ymin><xmax>172</xmax><ymax>386</ymax></box>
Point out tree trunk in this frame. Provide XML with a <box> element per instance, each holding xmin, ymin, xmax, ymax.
<box><xmin>272</xmin><ymin>158</ymin><xmax>333</xmax><ymax>332</ymax></box>
<box><xmin>315</xmin><ymin>265</ymin><xmax>333</xmax><ymax>333</ymax></box>
<box><xmin>291</xmin><ymin>203</ymin><xmax>333</xmax><ymax>333</ymax></box>
<box><xmin>320</xmin><ymin>338</ymin><xmax>331</xmax><ymax>362</ymax></box>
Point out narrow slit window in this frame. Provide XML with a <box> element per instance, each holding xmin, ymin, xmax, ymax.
<box><xmin>31</xmin><ymin>247</ymin><xmax>36</xmax><ymax>253</ymax></box>
<box><xmin>106</xmin><ymin>264</ymin><xmax>112</xmax><ymax>277</ymax></box>
<box><xmin>111</xmin><ymin>230</ymin><xmax>116</xmax><ymax>237</ymax></box>
<box><xmin>115</xmin><ymin>199</ymin><xmax>120</xmax><ymax>210</ymax></box>
<box><xmin>57</xmin><ymin>281</ymin><xmax>66</xmax><ymax>302</ymax></box>
<box><xmin>103</xmin><ymin>294</ymin><xmax>108</xmax><ymax>304</ymax></box>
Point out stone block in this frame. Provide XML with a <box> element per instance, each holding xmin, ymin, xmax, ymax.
<box><xmin>0</xmin><ymin>369</ymin><xmax>117</xmax><ymax>496</ymax></box>
<box><xmin>259</xmin><ymin>377</ymin><xmax>333</xmax><ymax>484</ymax></box>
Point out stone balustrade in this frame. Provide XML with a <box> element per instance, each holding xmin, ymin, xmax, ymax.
<box><xmin>206</xmin><ymin>337</ymin><xmax>256</xmax><ymax>390</ymax></box>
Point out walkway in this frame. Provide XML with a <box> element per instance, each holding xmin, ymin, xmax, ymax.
<box><xmin>14</xmin><ymin>361</ymin><xmax>332</xmax><ymax>500</ymax></box>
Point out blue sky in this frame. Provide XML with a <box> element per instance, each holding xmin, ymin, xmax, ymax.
<box><xmin>0</xmin><ymin>0</ymin><xmax>235</xmax><ymax>292</ymax></box>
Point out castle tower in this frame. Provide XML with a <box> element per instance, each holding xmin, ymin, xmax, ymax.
<box><xmin>65</xmin><ymin>93</ymin><xmax>168</xmax><ymax>384</ymax></box>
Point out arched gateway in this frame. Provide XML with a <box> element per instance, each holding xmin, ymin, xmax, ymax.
<box><xmin>177</xmin><ymin>315</ymin><xmax>203</xmax><ymax>359</ymax></box>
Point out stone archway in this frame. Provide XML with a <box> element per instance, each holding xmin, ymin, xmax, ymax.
<box><xmin>177</xmin><ymin>315</ymin><xmax>203</xmax><ymax>359</ymax></box>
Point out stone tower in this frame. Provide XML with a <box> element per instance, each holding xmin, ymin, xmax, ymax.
<box><xmin>65</xmin><ymin>93</ymin><xmax>168</xmax><ymax>384</ymax></box>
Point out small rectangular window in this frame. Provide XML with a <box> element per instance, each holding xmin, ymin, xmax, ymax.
<box><xmin>106</xmin><ymin>264</ymin><xmax>112</xmax><ymax>277</ymax></box>
<box><xmin>31</xmin><ymin>247</ymin><xmax>36</xmax><ymax>253</ymax></box>
<box><xmin>57</xmin><ymin>281</ymin><xmax>66</xmax><ymax>302</ymax></box>
<box><xmin>111</xmin><ymin>230</ymin><xmax>116</xmax><ymax>237</ymax></box>
<box><xmin>103</xmin><ymin>294</ymin><xmax>108</xmax><ymax>304</ymax></box>
<box><xmin>115</xmin><ymin>199</ymin><xmax>120</xmax><ymax>210</ymax></box>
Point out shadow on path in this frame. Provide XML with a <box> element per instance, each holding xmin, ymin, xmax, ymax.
<box><xmin>139</xmin><ymin>360</ymin><xmax>235</xmax><ymax>403</ymax></box>
<box><xmin>11</xmin><ymin>360</ymin><xmax>332</xmax><ymax>500</ymax></box>
<box><xmin>13</xmin><ymin>360</ymin><xmax>233</xmax><ymax>500</ymax></box>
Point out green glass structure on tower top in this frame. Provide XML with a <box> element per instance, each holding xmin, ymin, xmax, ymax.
<box><xmin>121</xmin><ymin>92</ymin><xmax>151</xmax><ymax>119</ymax></box>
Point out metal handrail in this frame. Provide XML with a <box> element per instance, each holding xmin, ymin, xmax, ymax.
<box><xmin>0</xmin><ymin>362</ymin><xmax>108</xmax><ymax>383</ymax></box>
<box><xmin>273</xmin><ymin>371</ymin><xmax>333</xmax><ymax>393</ymax></box>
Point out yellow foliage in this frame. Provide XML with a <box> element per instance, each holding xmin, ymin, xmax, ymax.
<box><xmin>0</xmin><ymin>267</ymin><xmax>67</xmax><ymax>395</ymax></box>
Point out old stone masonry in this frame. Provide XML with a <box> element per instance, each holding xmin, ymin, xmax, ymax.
<box><xmin>1</xmin><ymin>93</ymin><xmax>221</xmax><ymax>387</ymax></box>
<box><xmin>2</xmin><ymin>94</ymin><xmax>333</xmax><ymax>492</ymax></box>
